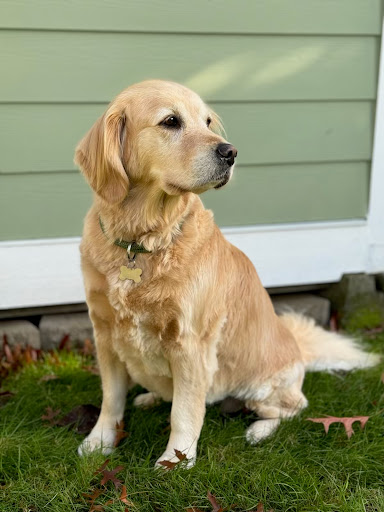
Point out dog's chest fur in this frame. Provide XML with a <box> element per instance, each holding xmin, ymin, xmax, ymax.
<box><xmin>107</xmin><ymin>275</ymin><xmax>173</xmax><ymax>387</ymax></box>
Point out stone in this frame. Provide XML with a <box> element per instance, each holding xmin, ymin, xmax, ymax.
<box><xmin>40</xmin><ymin>312</ymin><xmax>93</xmax><ymax>350</ymax></box>
<box><xmin>322</xmin><ymin>273</ymin><xmax>377</xmax><ymax>312</ymax></box>
<box><xmin>271</xmin><ymin>293</ymin><xmax>331</xmax><ymax>326</ymax></box>
<box><xmin>322</xmin><ymin>273</ymin><xmax>384</xmax><ymax>330</ymax></box>
<box><xmin>0</xmin><ymin>320</ymin><xmax>41</xmax><ymax>349</ymax></box>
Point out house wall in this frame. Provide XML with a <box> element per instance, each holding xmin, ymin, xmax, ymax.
<box><xmin>0</xmin><ymin>1</ymin><xmax>383</xmax><ymax>309</ymax></box>
<box><xmin>0</xmin><ymin>0</ymin><xmax>382</xmax><ymax>240</ymax></box>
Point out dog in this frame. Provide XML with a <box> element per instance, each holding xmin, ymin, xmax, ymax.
<box><xmin>75</xmin><ymin>80</ymin><xmax>379</xmax><ymax>467</ymax></box>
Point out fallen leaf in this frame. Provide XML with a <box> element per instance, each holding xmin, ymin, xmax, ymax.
<box><xmin>95</xmin><ymin>460</ymin><xmax>110</xmax><ymax>475</ymax></box>
<box><xmin>39</xmin><ymin>374</ymin><xmax>59</xmax><ymax>383</ymax></box>
<box><xmin>89</xmin><ymin>505</ymin><xmax>104</xmax><ymax>512</ymax></box>
<box><xmin>41</xmin><ymin>406</ymin><xmax>61</xmax><ymax>426</ymax></box>
<box><xmin>157</xmin><ymin>449</ymin><xmax>188</xmax><ymax>470</ymax></box>
<box><xmin>58</xmin><ymin>404</ymin><xmax>100</xmax><ymax>434</ymax></box>
<box><xmin>58</xmin><ymin>334</ymin><xmax>71</xmax><ymax>351</ymax></box>
<box><xmin>119</xmin><ymin>485</ymin><xmax>134</xmax><ymax>507</ymax></box>
<box><xmin>174</xmin><ymin>449</ymin><xmax>187</xmax><ymax>462</ymax></box>
<box><xmin>114</xmin><ymin>420</ymin><xmax>129</xmax><ymax>447</ymax></box>
<box><xmin>99</xmin><ymin>465</ymin><xmax>124</xmax><ymax>489</ymax></box>
<box><xmin>157</xmin><ymin>459</ymin><xmax>176</xmax><ymax>470</ymax></box>
<box><xmin>207</xmin><ymin>491</ymin><xmax>223</xmax><ymax>512</ymax></box>
<box><xmin>82</xmin><ymin>488</ymin><xmax>104</xmax><ymax>503</ymax></box>
<box><xmin>307</xmin><ymin>415</ymin><xmax>370</xmax><ymax>438</ymax></box>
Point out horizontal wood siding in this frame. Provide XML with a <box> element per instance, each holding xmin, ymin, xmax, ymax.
<box><xmin>1</xmin><ymin>0</ymin><xmax>382</xmax><ymax>35</ymax></box>
<box><xmin>0</xmin><ymin>1</ymin><xmax>381</xmax><ymax>240</ymax></box>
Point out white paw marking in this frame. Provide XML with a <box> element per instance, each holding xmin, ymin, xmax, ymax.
<box><xmin>245</xmin><ymin>419</ymin><xmax>281</xmax><ymax>445</ymax></box>
<box><xmin>78</xmin><ymin>427</ymin><xmax>116</xmax><ymax>456</ymax></box>
<box><xmin>133</xmin><ymin>392</ymin><xmax>160</xmax><ymax>409</ymax></box>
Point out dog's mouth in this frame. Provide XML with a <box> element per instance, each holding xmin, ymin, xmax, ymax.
<box><xmin>212</xmin><ymin>167</ymin><xmax>233</xmax><ymax>189</ymax></box>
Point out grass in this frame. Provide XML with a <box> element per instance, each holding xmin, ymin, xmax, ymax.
<box><xmin>0</xmin><ymin>332</ymin><xmax>383</xmax><ymax>512</ymax></box>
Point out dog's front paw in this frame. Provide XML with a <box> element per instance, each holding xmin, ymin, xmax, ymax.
<box><xmin>155</xmin><ymin>449</ymin><xmax>196</xmax><ymax>469</ymax></box>
<box><xmin>78</xmin><ymin>427</ymin><xmax>116</xmax><ymax>456</ymax></box>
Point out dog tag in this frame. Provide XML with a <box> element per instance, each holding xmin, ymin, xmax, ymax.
<box><xmin>119</xmin><ymin>265</ymin><xmax>142</xmax><ymax>283</ymax></box>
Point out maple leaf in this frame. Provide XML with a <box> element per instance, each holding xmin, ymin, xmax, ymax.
<box><xmin>158</xmin><ymin>448</ymin><xmax>188</xmax><ymax>470</ymax></box>
<box><xmin>114</xmin><ymin>420</ymin><xmax>129</xmax><ymax>447</ymax></box>
<box><xmin>41</xmin><ymin>406</ymin><xmax>61</xmax><ymax>425</ymax></box>
<box><xmin>99</xmin><ymin>464</ymin><xmax>124</xmax><ymax>489</ymax></box>
<box><xmin>95</xmin><ymin>460</ymin><xmax>110</xmax><ymax>475</ymax></box>
<box><xmin>307</xmin><ymin>415</ymin><xmax>370</xmax><ymax>438</ymax></box>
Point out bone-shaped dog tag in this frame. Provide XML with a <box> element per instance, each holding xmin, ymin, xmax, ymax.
<box><xmin>119</xmin><ymin>265</ymin><xmax>142</xmax><ymax>283</ymax></box>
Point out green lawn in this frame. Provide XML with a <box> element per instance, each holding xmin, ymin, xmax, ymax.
<box><xmin>0</xmin><ymin>332</ymin><xmax>383</xmax><ymax>512</ymax></box>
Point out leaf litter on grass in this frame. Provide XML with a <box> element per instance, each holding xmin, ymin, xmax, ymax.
<box><xmin>307</xmin><ymin>415</ymin><xmax>370</xmax><ymax>438</ymax></box>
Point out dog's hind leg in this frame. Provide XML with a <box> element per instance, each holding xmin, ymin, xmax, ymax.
<box><xmin>244</xmin><ymin>371</ymin><xmax>308</xmax><ymax>445</ymax></box>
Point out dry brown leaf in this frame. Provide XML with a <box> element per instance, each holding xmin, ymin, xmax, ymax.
<box><xmin>99</xmin><ymin>465</ymin><xmax>124</xmax><ymax>489</ymax></box>
<box><xmin>94</xmin><ymin>459</ymin><xmax>110</xmax><ymax>475</ymax></box>
<box><xmin>82</xmin><ymin>488</ymin><xmax>104</xmax><ymax>503</ymax></box>
<box><xmin>114</xmin><ymin>420</ymin><xmax>129</xmax><ymax>447</ymax></box>
<box><xmin>119</xmin><ymin>485</ymin><xmax>134</xmax><ymax>507</ymax></box>
<box><xmin>41</xmin><ymin>406</ymin><xmax>61</xmax><ymax>426</ymax></box>
<box><xmin>207</xmin><ymin>491</ymin><xmax>223</xmax><ymax>512</ymax></box>
<box><xmin>157</xmin><ymin>449</ymin><xmax>188</xmax><ymax>470</ymax></box>
<box><xmin>58</xmin><ymin>334</ymin><xmax>71</xmax><ymax>351</ymax></box>
<box><xmin>307</xmin><ymin>415</ymin><xmax>370</xmax><ymax>438</ymax></box>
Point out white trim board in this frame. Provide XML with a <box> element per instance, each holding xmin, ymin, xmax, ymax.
<box><xmin>0</xmin><ymin>219</ymin><xmax>382</xmax><ymax>309</ymax></box>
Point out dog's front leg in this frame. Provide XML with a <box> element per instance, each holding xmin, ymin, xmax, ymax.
<box><xmin>156</xmin><ymin>345</ymin><xmax>209</xmax><ymax>468</ymax></box>
<box><xmin>78</xmin><ymin>318</ymin><xmax>132</xmax><ymax>456</ymax></box>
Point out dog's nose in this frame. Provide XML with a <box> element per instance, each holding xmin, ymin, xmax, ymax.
<box><xmin>216</xmin><ymin>143</ymin><xmax>238</xmax><ymax>165</ymax></box>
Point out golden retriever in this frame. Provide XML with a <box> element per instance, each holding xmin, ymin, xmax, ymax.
<box><xmin>75</xmin><ymin>80</ymin><xmax>378</xmax><ymax>467</ymax></box>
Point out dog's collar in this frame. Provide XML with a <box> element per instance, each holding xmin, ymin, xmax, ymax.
<box><xmin>98</xmin><ymin>216</ymin><xmax>152</xmax><ymax>254</ymax></box>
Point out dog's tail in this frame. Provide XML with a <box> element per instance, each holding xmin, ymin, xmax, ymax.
<box><xmin>279</xmin><ymin>312</ymin><xmax>380</xmax><ymax>372</ymax></box>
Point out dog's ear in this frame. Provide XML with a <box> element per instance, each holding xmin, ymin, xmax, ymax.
<box><xmin>75</xmin><ymin>106</ymin><xmax>129</xmax><ymax>204</ymax></box>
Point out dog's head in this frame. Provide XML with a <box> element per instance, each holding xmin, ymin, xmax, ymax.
<box><xmin>75</xmin><ymin>80</ymin><xmax>237</xmax><ymax>204</ymax></box>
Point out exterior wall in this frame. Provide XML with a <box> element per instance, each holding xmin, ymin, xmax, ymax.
<box><xmin>0</xmin><ymin>1</ymin><xmax>383</xmax><ymax>308</ymax></box>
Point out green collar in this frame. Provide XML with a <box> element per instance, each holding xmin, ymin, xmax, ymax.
<box><xmin>98</xmin><ymin>216</ymin><xmax>151</xmax><ymax>254</ymax></box>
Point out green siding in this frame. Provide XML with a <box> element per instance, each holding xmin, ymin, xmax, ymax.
<box><xmin>0</xmin><ymin>32</ymin><xmax>378</xmax><ymax>102</ymax></box>
<box><xmin>0</xmin><ymin>162</ymin><xmax>369</xmax><ymax>240</ymax></box>
<box><xmin>0</xmin><ymin>102</ymin><xmax>373</xmax><ymax>173</ymax></box>
<box><xmin>1</xmin><ymin>0</ymin><xmax>382</xmax><ymax>35</ymax></box>
<box><xmin>0</xmin><ymin>1</ymin><xmax>381</xmax><ymax>241</ymax></box>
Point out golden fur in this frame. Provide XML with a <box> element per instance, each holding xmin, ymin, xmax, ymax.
<box><xmin>75</xmin><ymin>80</ymin><xmax>378</xmax><ymax>466</ymax></box>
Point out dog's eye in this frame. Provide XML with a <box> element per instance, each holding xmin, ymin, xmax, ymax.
<box><xmin>207</xmin><ymin>117</ymin><xmax>212</xmax><ymax>127</ymax></box>
<box><xmin>161</xmin><ymin>116</ymin><xmax>180</xmax><ymax>128</ymax></box>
